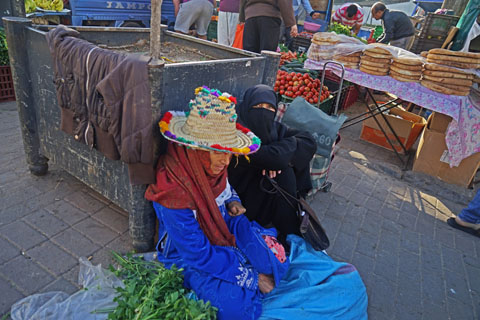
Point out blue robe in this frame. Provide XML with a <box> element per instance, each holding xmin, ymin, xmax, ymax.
<box><xmin>153</xmin><ymin>183</ymin><xmax>368</xmax><ymax>320</ymax></box>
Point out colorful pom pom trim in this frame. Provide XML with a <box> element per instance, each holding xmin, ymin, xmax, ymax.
<box><xmin>159</xmin><ymin>111</ymin><xmax>261</xmax><ymax>155</ymax></box>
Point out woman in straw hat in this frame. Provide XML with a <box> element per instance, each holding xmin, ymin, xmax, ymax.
<box><xmin>145</xmin><ymin>86</ymin><xmax>368</xmax><ymax>320</ymax></box>
<box><xmin>228</xmin><ymin>85</ymin><xmax>316</xmax><ymax>248</ymax></box>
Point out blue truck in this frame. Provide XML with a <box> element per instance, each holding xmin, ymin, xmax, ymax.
<box><xmin>69</xmin><ymin>0</ymin><xmax>175</xmax><ymax>28</ymax></box>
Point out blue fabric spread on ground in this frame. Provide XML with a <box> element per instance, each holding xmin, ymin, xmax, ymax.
<box><xmin>152</xmin><ymin>184</ymin><xmax>368</xmax><ymax>320</ymax></box>
<box><xmin>260</xmin><ymin>235</ymin><xmax>368</xmax><ymax>320</ymax></box>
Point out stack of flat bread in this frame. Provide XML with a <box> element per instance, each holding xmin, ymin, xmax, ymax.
<box><xmin>426</xmin><ymin>48</ymin><xmax>480</xmax><ymax>69</ymax></box>
<box><xmin>421</xmin><ymin>63</ymin><xmax>474</xmax><ymax>96</ymax></box>
<box><xmin>389</xmin><ymin>57</ymin><xmax>423</xmax><ymax>82</ymax></box>
<box><xmin>307</xmin><ymin>33</ymin><xmax>341</xmax><ymax>61</ymax></box>
<box><xmin>333</xmin><ymin>51</ymin><xmax>362</xmax><ymax>69</ymax></box>
<box><xmin>359</xmin><ymin>45</ymin><xmax>392</xmax><ymax>76</ymax></box>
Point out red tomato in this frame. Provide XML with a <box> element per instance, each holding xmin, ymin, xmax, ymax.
<box><xmin>280</xmin><ymin>89</ymin><xmax>285</xmax><ymax>95</ymax></box>
<box><xmin>314</xmin><ymin>97</ymin><xmax>318</xmax><ymax>103</ymax></box>
<box><xmin>286</xmin><ymin>76</ymin><xmax>292</xmax><ymax>81</ymax></box>
<box><xmin>287</xmin><ymin>86</ymin><xmax>293</xmax><ymax>91</ymax></box>
<box><xmin>309</xmin><ymin>98</ymin><xmax>314</xmax><ymax>103</ymax></box>
<box><xmin>275</xmin><ymin>80</ymin><xmax>280</xmax><ymax>86</ymax></box>
<box><xmin>288</xmin><ymin>81</ymin><xmax>294</xmax><ymax>86</ymax></box>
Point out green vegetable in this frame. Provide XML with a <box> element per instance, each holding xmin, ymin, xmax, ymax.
<box><xmin>0</xmin><ymin>28</ymin><xmax>9</xmax><ymax>66</ymax></box>
<box><xmin>328</xmin><ymin>22</ymin><xmax>352</xmax><ymax>36</ymax></box>
<box><xmin>105</xmin><ymin>252</ymin><xmax>217</xmax><ymax>320</ymax></box>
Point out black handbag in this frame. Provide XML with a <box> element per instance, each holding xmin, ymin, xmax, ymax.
<box><xmin>261</xmin><ymin>176</ymin><xmax>330</xmax><ymax>251</ymax></box>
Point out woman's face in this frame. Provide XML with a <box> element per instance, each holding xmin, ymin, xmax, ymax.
<box><xmin>209</xmin><ymin>151</ymin><xmax>232</xmax><ymax>174</ymax></box>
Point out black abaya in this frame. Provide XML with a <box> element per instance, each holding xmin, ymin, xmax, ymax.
<box><xmin>228</xmin><ymin>85</ymin><xmax>316</xmax><ymax>244</ymax></box>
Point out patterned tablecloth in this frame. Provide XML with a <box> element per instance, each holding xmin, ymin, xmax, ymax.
<box><xmin>304</xmin><ymin>59</ymin><xmax>480</xmax><ymax>167</ymax></box>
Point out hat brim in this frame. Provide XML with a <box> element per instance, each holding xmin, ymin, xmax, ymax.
<box><xmin>160</xmin><ymin>112</ymin><xmax>261</xmax><ymax>155</ymax></box>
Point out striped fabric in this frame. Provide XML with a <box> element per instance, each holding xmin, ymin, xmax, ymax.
<box><xmin>332</xmin><ymin>3</ymin><xmax>364</xmax><ymax>27</ymax></box>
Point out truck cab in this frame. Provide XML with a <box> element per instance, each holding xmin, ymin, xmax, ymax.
<box><xmin>70</xmin><ymin>0</ymin><xmax>175</xmax><ymax>29</ymax></box>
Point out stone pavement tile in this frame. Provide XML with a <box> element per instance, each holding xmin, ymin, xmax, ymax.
<box><xmin>421</xmin><ymin>247</ymin><xmax>443</xmax><ymax>274</ymax></box>
<box><xmin>108</xmin><ymin>203</ymin><xmax>129</xmax><ymax>218</ymax></box>
<box><xmin>435</xmin><ymin>200</ymin><xmax>453</xmax><ymax>217</ymax></box>
<box><xmin>396</xmin><ymin>211</ymin><xmax>418</xmax><ymax>229</ymax></box>
<box><xmin>422</xmin><ymin>277</ymin><xmax>447</xmax><ymax>306</ymax></box>
<box><xmin>393</xmin><ymin>302</ymin><xmax>422</xmax><ymax>320</ymax></box>
<box><xmin>384</xmin><ymin>193</ymin><xmax>404</xmax><ymax>209</ymax></box>
<box><xmin>400</xmin><ymin>231</ymin><xmax>420</xmax><ymax>255</ymax></box>
<box><xmin>338</xmin><ymin>216</ymin><xmax>362</xmax><ymax>238</ymax></box>
<box><xmin>364</xmin><ymin>196</ymin><xmax>383</xmax><ymax>213</ymax></box>
<box><xmin>351</xmin><ymin>252</ymin><xmax>375</xmax><ymax>285</ymax></box>
<box><xmin>370</xmin><ymin>185</ymin><xmax>390</xmax><ymax>203</ymax></box>
<box><xmin>465</xmin><ymin>264</ymin><xmax>480</xmax><ymax>295</ymax></box>
<box><xmin>367</xmin><ymin>306</ymin><xmax>389</xmax><ymax>320</ymax></box>
<box><xmin>0</xmin><ymin>275</ymin><xmax>24</xmax><ymax>317</ymax></box>
<box><xmin>381</xmin><ymin>218</ymin><xmax>402</xmax><ymax>235</ymax></box>
<box><xmin>322</xmin><ymin>195</ymin><xmax>350</xmax><ymax>220</ymax></box>
<box><xmin>106</xmin><ymin>232</ymin><xmax>134</xmax><ymax>254</ymax></box>
<box><xmin>441</xmin><ymin>245</ymin><xmax>465</xmax><ymax>272</ymax></box>
<box><xmin>444</xmin><ymin>271</ymin><xmax>472</xmax><ymax>303</ymax></box>
<box><xmin>420</xmin><ymin>234</ymin><xmax>441</xmax><ymax>252</ymax></box>
<box><xmin>0</xmin><ymin>255</ymin><xmax>54</xmax><ymax>295</ymax></box>
<box><xmin>355</xmin><ymin>181</ymin><xmax>374</xmax><ymax>197</ymax></box>
<box><xmin>26</xmin><ymin>241</ymin><xmax>77</xmax><ymax>276</ymax></box>
<box><xmin>422</xmin><ymin>300</ymin><xmax>448</xmax><ymax>320</ymax></box>
<box><xmin>0</xmin><ymin>203</ymin><xmax>32</xmax><ymax>227</ymax></box>
<box><xmin>329</xmin><ymin>232</ymin><xmax>356</xmax><ymax>261</ymax></box>
<box><xmin>73</xmin><ymin>218</ymin><xmax>119</xmax><ymax>246</ymax></box>
<box><xmin>23</xmin><ymin>209</ymin><xmax>69</xmax><ymax>237</ymax></box>
<box><xmin>414</xmin><ymin>215</ymin><xmax>436</xmax><ymax>237</ymax></box>
<box><xmin>41</xmin><ymin>277</ymin><xmax>79</xmax><ymax>295</ymax></box>
<box><xmin>374</xmin><ymin>250</ymin><xmax>398</xmax><ymax>280</ymax></box>
<box><xmin>62</xmin><ymin>265</ymin><xmax>81</xmax><ymax>289</ymax></box>
<box><xmin>45</xmin><ymin>200</ymin><xmax>89</xmax><ymax>226</ymax></box>
<box><xmin>447</xmin><ymin>298</ymin><xmax>475</xmax><ymax>320</ymax></box>
<box><xmin>348</xmin><ymin>191</ymin><xmax>368</xmax><ymax>207</ymax></box>
<box><xmin>378</xmin><ymin>205</ymin><xmax>400</xmax><ymax>222</ymax></box>
<box><xmin>400</xmin><ymin>200</ymin><xmax>421</xmax><ymax>216</ymax></box>
<box><xmin>367</xmin><ymin>274</ymin><xmax>396</xmax><ymax>316</ymax></box>
<box><xmin>377</xmin><ymin>230</ymin><xmax>400</xmax><ymax>253</ymax></box>
<box><xmin>64</xmin><ymin>190</ymin><xmax>107</xmax><ymax>214</ymax></box>
<box><xmin>397</xmin><ymin>250</ymin><xmax>420</xmax><ymax>280</ymax></box>
<box><xmin>23</xmin><ymin>188</ymin><xmax>71</xmax><ymax>214</ymax></box>
<box><xmin>434</xmin><ymin>223</ymin><xmax>456</xmax><ymax>249</ymax></box>
<box><xmin>355</xmin><ymin>233</ymin><xmax>379</xmax><ymax>258</ymax></box>
<box><xmin>52</xmin><ymin>228</ymin><xmax>101</xmax><ymax>259</ymax></box>
<box><xmin>0</xmin><ymin>221</ymin><xmax>47</xmax><ymax>250</ymax></box>
<box><xmin>92</xmin><ymin>207</ymin><xmax>128</xmax><ymax>234</ymax></box>
<box><xmin>90</xmin><ymin>247</ymin><xmax>117</xmax><ymax>270</ymax></box>
<box><xmin>453</xmin><ymin>232</ymin><xmax>477</xmax><ymax>256</ymax></box>
<box><xmin>332</xmin><ymin>184</ymin><xmax>354</xmax><ymax>199</ymax></box>
<box><xmin>360</xmin><ymin>210</ymin><xmax>383</xmax><ymax>235</ymax></box>
<box><xmin>0</xmin><ymin>236</ymin><xmax>20</xmax><ymax>265</ymax></box>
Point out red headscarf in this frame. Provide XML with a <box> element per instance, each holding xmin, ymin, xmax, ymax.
<box><xmin>145</xmin><ymin>143</ymin><xmax>236</xmax><ymax>247</ymax></box>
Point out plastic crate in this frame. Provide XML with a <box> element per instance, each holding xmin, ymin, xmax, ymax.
<box><xmin>410</xmin><ymin>36</ymin><xmax>444</xmax><ymax>54</ymax></box>
<box><xmin>291</xmin><ymin>34</ymin><xmax>312</xmax><ymax>53</ymax></box>
<box><xmin>419</xmin><ymin>13</ymin><xmax>459</xmax><ymax>40</ymax></box>
<box><xmin>339</xmin><ymin>85</ymin><xmax>359</xmax><ymax>110</ymax></box>
<box><xmin>0</xmin><ymin>65</ymin><xmax>15</xmax><ymax>103</ymax></box>
<box><xmin>323</xmin><ymin>71</ymin><xmax>356</xmax><ymax>111</ymax></box>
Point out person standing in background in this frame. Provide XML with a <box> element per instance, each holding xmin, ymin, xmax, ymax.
<box><xmin>173</xmin><ymin>0</ymin><xmax>215</xmax><ymax>40</ymax></box>
<box><xmin>280</xmin><ymin>0</ymin><xmax>321</xmax><ymax>47</ymax></box>
<box><xmin>239</xmin><ymin>0</ymin><xmax>298</xmax><ymax>53</ymax></box>
<box><xmin>218</xmin><ymin>0</ymin><xmax>240</xmax><ymax>46</ymax></box>
<box><xmin>332</xmin><ymin>3</ymin><xmax>364</xmax><ymax>35</ymax></box>
<box><xmin>371</xmin><ymin>2</ymin><xmax>415</xmax><ymax>49</ymax></box>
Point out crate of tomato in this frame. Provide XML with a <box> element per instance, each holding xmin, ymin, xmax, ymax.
<box><xmin>274</xmin><ymin>69</ymin><xmax>333</xmax><ymax>113</ymax></box>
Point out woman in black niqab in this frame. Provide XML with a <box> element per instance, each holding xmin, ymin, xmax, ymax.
<box><xmin>228</xmin><ymin>84</ymin><xmax>317</xmax><ymax>246</ymax></box>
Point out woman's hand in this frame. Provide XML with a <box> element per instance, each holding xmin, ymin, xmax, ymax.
<box><xmin>227</xmin><ymin>201</ymin><xmax>246</xmax><ymax>216</ymax></box>
<box><xmin>262</xmin><ymin>169</ymin><xmax>282</xmax><ymax>178</ymax></box>
<box><xmin>258</xmin><ymin>274</ymin><xmax>275</xmax><ymax>294</ymax></box>
<box><xmin>290</xmin><ymin>25</ymin><xmax>298</xmax><ymax>37</ymax></box>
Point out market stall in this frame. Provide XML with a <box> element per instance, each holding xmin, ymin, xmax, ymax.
<box><xmin>303</xmin><ymin>32</ymin><xmax>480</xmax><ymax>185</ymax></box>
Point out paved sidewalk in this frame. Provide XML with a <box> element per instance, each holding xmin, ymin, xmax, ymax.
<box><xmin>1</xmin><ymin>100</ymin><xmax>479</xmax><ymax>319</ymax></box>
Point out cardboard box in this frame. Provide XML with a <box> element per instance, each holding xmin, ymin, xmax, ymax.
<box><xmin>413</xmin><ymin>113</ymin><xmax>480</xmax><ymax>188</ymax></box>
<box><xmin>360</xmin><ymin>107</ymin><xmax>427</xmax><ymax>153</ymax></box>
<box><xmin>429</xmin><ymin>112</ymin><xmax>452</xmax><ymax>133</ymax></box>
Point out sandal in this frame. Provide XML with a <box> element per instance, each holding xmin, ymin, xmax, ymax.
<box><xmin>447</xmin><ymin>218</ymin><xmax>480</xmax><ymax>238</ymax></box>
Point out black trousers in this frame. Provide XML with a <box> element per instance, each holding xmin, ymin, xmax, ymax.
<box><xmin>243</xmin><ymin>16</ymin><xmax>281</xmax><ymax>53</ymax></box>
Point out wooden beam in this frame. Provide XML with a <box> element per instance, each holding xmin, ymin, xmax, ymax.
<box><xmin>150</xmin><ymin>0</ymin><xmax>163</xmax><ymax>59</ymax></box>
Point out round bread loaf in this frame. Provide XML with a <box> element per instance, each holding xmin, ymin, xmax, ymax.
<box><xmin>390</xmin><ymin>65</ymin><xmax>422</xmax><ymax>76</ymax></box>
<box><xmin>428</xmin><ymin>48</ymin><xmax>480</xmax><ymax>59</ymax></box>
<box><xmin>474</xmin><ymin>75</ymin><xmax>480</xmax><ymax>84</ymax></box>
<box><xmin>427</xmin><ymin>53</ymin><xmax>480</xmax><ymax>64</ymax></box>
<box><xmin>426</xmin><ymin>58</ymin><xmax>480</xmax><ymax>69</ymax></box>
<box><xmin>424</xmin><ymin>63</ymin><xmax>473</xmax><ymax>74</ymax></box>
<box><xmin>366</xmin><ymin>45</ymin><xmax>391</xmax><ymax>54</ymax></box>
<box><xmin>312</xmin><ymin>33</ymin><xmax>340</xmax><ymax>45</ymax></box>
<box><xmin>360</xmin><ymin>59</ymin><xmax>390</xmax><ymax>68</ymax></box>
<box><xmin>346</xmin><ymin>51</ymin><xmax>362</xmax><ymax>57</ymax></box>
<box><xmin>334</xmin><ymin>55</ymin><xmax>361</xmax><ymax>63</ymax></box>
<box><xmin>423</xmin><ymin>69</ymin><xmax>474</xmax><ymax>79</ymax></box>
<box><xmin>312</xmin><ymin>40</ymin><xmax>339</xmax><ymax>46</ymax></box>
<box><xmin>389</xmin><ymin>70</ymin><xmax>420</xmax><ymax>80</ymax></box>
<box><xmin>363</xmin><ymin>50</ymin><xmax>392</xmax><ymax>59</ymax></box>
<box><xmin>359</xmin><ymin>63</ymin><xmax>389</xmax><ymax>72</ymax></box>
<box><xmin>361</xmin><ymin>55</ymin><xmax>391</xmax><ymax>64</ymax></box>
<box><xmin>359</xmin><ymin>65</ymin><xmax>389</xmax><ymax>76</ymax></box>
<box><xmin>342</xmin><ymin>63</ymin><xmax>359</xmax><ymax>69</ymax></box>
<box><xmin>390</xmin><ymin>72</ymin><xmax>420</xmax><ymax>82</ymax></box>
<box><xmin>422</xmin><ymin>74</ymin><xmax>473</xmax><ymax>86</ymax></box>
<box><xmin>420</xmin><ymin>51</ymin><xmax>428</xmax><ymax>58</ymax></box>
<box><xmin>392</xmin><ymin>57</ymin><xmax>423</xmax><ymax>66</ymax></box>
<box><xmin>391</xmin><ymin>62</ymin><xmax>423</xmax><ymax>71</ymax></box>
<box><xmin>421</xmin><ymin>80</ymin><xmax>470</xmax><ymax>95</ymax></box>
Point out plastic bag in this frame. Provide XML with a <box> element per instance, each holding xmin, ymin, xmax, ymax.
<box><xmin>10</xmin><ymin>257</ymin><xmax>124</xmax><ymax>320</ymax></box>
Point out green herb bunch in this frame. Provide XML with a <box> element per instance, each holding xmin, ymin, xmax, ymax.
<box><xmin>328</xmin><ymin>22</ymin><xmax>352</xmax><ymax>36</ymax></box>
<box><xmin>107</xmin><ymin>252</ymin><xmax>217</xmax><ymax>320</ymax></box>
<box><xmin>0</xmin><ymin>27</ymin><xmax>9</xmax><ymax>66</ymax></box>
